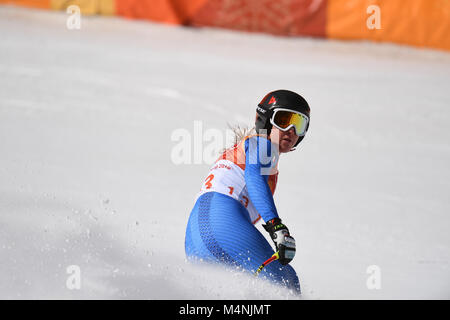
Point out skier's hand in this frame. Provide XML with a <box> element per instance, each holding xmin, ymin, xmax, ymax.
<box><xmin>263</xmin><ymin>218</ymin><xmax>296</xmax><ymax>265</ymax></box>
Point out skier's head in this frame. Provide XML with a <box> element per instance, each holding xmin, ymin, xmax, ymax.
<box><xmin>255</xmin><ymin>89</ymin><xmax>310</xmax><ymax>151</ymax></box>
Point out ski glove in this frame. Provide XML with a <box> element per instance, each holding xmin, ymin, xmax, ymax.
<box><xmin>263</xmin><ymin>218</ymin><xmax>296</xmax><ymax>265</ymax></box>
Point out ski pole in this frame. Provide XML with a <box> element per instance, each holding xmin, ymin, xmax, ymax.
<box><xmin>254</xmin><ymin>251</ymin><xmax>279</xmax><ymax>276</ymax></box>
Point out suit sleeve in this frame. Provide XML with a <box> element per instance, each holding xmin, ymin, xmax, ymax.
<box><xmin>244</xmin><ymin>136</ymin><xmax>279</xmax><ymax>223</ymax></box>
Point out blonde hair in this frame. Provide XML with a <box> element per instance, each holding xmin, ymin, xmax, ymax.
<box><xmin>228</xmin><ymin>123</ymin><xmax>256</xmax><ymax>145</ymax></box>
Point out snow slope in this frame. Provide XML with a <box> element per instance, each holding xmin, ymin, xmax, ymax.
<box><xmin>0</xmin><ymin>6</ymin><xmax>449</xmax><ymax>299</ymax></box>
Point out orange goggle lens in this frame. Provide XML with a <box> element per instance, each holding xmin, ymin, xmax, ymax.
<box><xmin>271</xmin><ymin>109</ymin><xmax>309</xmax><ymax>136</ymax></box>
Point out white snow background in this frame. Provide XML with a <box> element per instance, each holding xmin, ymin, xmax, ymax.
<box><xmin>0</xmin><ymin>6</ymin><xmax>449</xmax><ymax>299</ymax></box>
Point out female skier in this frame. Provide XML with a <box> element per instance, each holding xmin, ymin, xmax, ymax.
<box><xmin>185</xmin><ymin>90</ymin><xmax>310</xmax><ymax>293</ymax></box>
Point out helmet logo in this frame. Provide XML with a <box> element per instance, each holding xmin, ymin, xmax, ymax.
<box><xmin>268</xmin><ymin>96</ymin><xmax>277</xmax><ymax>104</ymax></box>
<box><xmin>256</xmin><ymin>106</ymin><xmax>267</xmax><ymax>114</ymax></box>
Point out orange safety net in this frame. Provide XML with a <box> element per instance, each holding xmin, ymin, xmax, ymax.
<box><xmin>1</xmin><ymin>0</ymin><xmax>449</xmax><ymax>51</ymax></box>
<box><xmin>50</xmin><ymin>0</ymin><xmax>115</xmax><ymax>15</ymax></box>
<box><xmin>327</xmin><ymin>0</ymin><xmax>450</xmax><ymax>51</ymax></box>
<box><xmin>0</xmin><ymin>0</ymin><xmax>49</xmax><ymax>9</ymax></box>
<box><xmin>190</xmin><ymin>0</ymin><xmax>327</xmax><ymax>37</ymax></box>
<box><xmin>115</xmin><ymin>0</ymin><xmax>207</xmax><ymax>25</ymax></box>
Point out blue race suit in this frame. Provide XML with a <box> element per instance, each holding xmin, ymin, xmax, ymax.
<box><xmin>185</xmin><ymin>135</ymin><xmax>300</xmax><ymax>292</ymax></box>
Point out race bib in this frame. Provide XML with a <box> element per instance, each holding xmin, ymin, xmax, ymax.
<box><xmin>196</xmin><ymin>160</ymin><xmax>261</xmax><ymax>224</ymax></box>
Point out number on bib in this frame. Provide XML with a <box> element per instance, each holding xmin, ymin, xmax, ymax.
<box><xmin>204</xmin><ymin>174</ymin><xmax>214</xmax><ymax>189</ymax></box>
<box><xmin>241</xmin><ymin>195</ymin><xmax>249</xmax><ymax>208</ymax></box>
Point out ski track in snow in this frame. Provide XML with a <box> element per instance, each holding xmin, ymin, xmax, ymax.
<box><xmin>0</xmin><ymin>6</ymin><xmax>450</xmax><ymax>299</ymax></box>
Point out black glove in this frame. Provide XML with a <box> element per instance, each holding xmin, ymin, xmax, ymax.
<box><xmin>263</xmin><ymin>218</ymin><xmax>296</xmax><ymax>265</ymax></box>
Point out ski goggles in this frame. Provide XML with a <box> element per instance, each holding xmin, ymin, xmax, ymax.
<box><xmin>270</xmin><ymin>108</ymin><xmax>309</xmax><ymax>136</ymax></box>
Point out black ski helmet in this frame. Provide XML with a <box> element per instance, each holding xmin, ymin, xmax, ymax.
<box><xmin>255</xmin><ymin>89</ymin><xmax>310</xmax><ymax>147</ymax></box>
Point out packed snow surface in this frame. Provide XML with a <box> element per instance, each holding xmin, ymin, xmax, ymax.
<box><xmin>0</xmin><ymin>6</ymin><xmax>449</xmax><ymax>299</ymax></box>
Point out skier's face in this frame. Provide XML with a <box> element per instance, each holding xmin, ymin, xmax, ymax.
<box><xmin>270</xmin><ymin>127</ymin><xmax>299</xmax><ymax>153</ymax></box>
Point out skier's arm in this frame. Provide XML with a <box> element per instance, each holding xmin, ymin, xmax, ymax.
<box><xmin>244</xmin><ymin>136</ymin><xmax>279</xmax><ymax>223</ymax></box>
<box><xmin>244</xmin><ymin>136</ymin><xmax>296</xmax><ymax>265</ymax></box>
